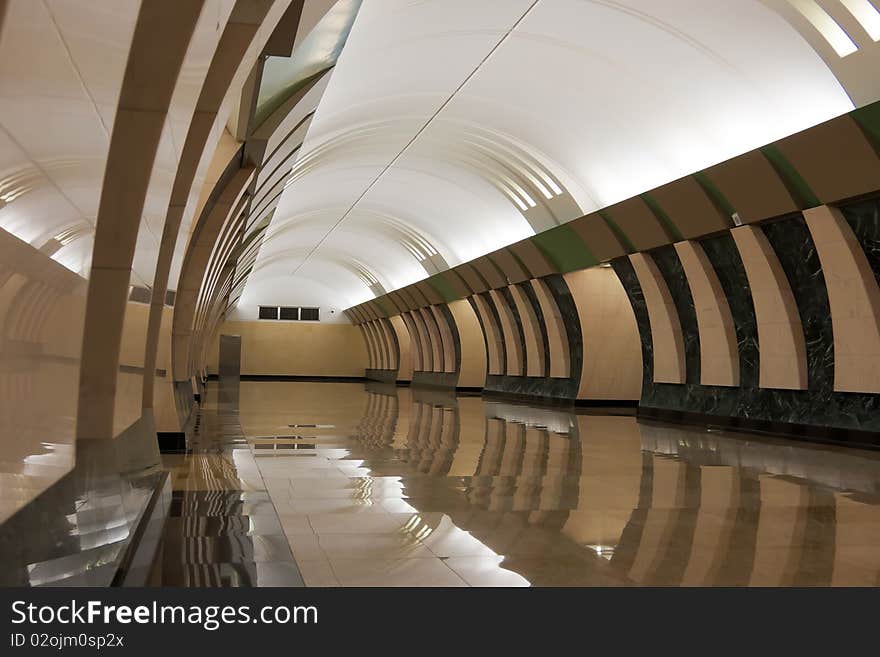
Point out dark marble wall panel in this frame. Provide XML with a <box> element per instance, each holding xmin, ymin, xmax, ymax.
<box><xmin>650</xmin><ymin>246</ymin><xmax>701</xmax><ymax>384</ymax></box>
<box><xmin>497</xmin><ymin>287</ymin><xmax>527</xmax><ymax>373</ymax></box>
<box><xmin>436</xmin><ymin>303</ymin><xmax>462</xmax><ymax>377</ymax></box>
<box><xmin>839</xmin><ymin>195</ymin><xmax>880</xmax><ymax>287</ymax></box>
<box><xmin>700</xmin><ymin>233</ymin><xmax>759</xmax><ymax>389</ymax></box>
<box><xmin>382</xmin><ymin>317</ymin><xmax>401</xmax><ymax>373</ymax></box>
<box><xmin>477</xmin><ymin>292</ymin><xmax>506</xmax><ymax>375</ymax></box>
<box><xmin>761</xmin><ymin>215</ymin><xmax>834</xmax><ymax>392</ymax></box>
<box><xmin>365</xmin><ymin>369</ymin><xmax>397</xmax><ymax>384</ymax></box>
<box><xmin>543</xmin><ymin>274</ymin><xmax>582</xmax><ymax>398</ymax></box>
<box><xmin>412</xmin><ymin>370</ymin><xmax>459</xmax><ymax>389</ymax></box>
<box><xmin>518</xmin><ymin>281</ymin><xmax>551</xmax><ymax>378</ymax></box>
<box><xmin>613</xmin><ymin>218</ymin><xmax>880</xmax><ymax>445</ymax></box>
<box><xmin>479</xmin><ymin>275</ymin><xmax>581</xmax><ymax>401</ymax></box>
<box><xmin>611</xmin><ymin>257</ymin><xmax>654</xmax><ymax>393</ymax></box>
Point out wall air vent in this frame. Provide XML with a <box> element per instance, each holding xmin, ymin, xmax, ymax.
<box><xmin>300</xmin><ymin>307</ymin><xmax>319</xmax><ymax>321</ymax></box>
<box><xmin>258</xmin><ymin>306</ymin><xmax>320</xmax><ymax>321</ymax></box>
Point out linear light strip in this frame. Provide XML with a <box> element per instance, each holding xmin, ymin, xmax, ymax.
<box><xmin>839</xmin><ymin>0</ymin><xmax>880</xmax><ymax>40</ymax></box>
<box><xmin>787</xmin><ymin>0</ymin><xmax>859</xmax><ymax>56</ymax></box>
<box><xmin>289</xmin><ymin>0</ymin><xmax>542</xmax><ymax>280</ymax></box>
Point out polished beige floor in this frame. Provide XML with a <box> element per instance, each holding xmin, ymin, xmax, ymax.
<box><xmin>196</xmin><ymin>380</ymin><xmax>880</xmax><ymax>587</ymax></box>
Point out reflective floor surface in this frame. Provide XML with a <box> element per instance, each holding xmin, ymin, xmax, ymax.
<box><xmin>149</xmin><ymin>380</ymin><xmax>880</xmax><ymax>587</ymax></box>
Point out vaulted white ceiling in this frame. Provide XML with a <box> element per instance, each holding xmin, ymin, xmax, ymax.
<box><xmin>238</xmin><ymin>0</ymin><xmax>878</xmax><ymax>318</ymax></box>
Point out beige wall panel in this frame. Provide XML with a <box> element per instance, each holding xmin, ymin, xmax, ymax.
<box><xmin>628</xmin><ymin>254</ymin><xmax>686</xmax><ymax>385</ymax></box>
<box><xmin>777</xmin><ymin>116</ymin><xmax>880</xmax><ymax>204</ymax></box>
<box><xmin>207</xmin><ymin>321</ymin><xmax>367</xmax><ymax>377</ymax></box>
<box><xmin>606</xmin><ymin>197</ymin><xmax>670</xmax><ymax>251</ymax></box>
<box><xmin>418</xmin><ymin>307</ymin><xmax>444</xmax><ymax>373</ymax></box>
<box><xmin>401</xmin><ymin>312</ymin><xmax>424</xmax><ymax>372</ymax></box>
<box><xmin>649</xmin><ymin>176</ymin><xmax>730</xmax><ymax>238</ymax></box>
<box><xmin>471</xmin><ymin>294</ymin><xmax>504</xmax><ymax>376</ymax></box>
<box><xmin>705</xmin><ymin>150</ymin><xmax>798</xmax><ymax>223</ymax></box>
<box><xmin>509</xmin><ymin>284</ymin><xmax>545</xmax><ymax>377</ymax></box>
<box><xmin>805</xmin><ymin>206</ymin><xmax>880</xmax><ymax>393</ymax></box>
<box><xmin>674</xmin><ymin>241</ymin><xmax>740</xmax><ymax>386</ymax></box>
<box><xmin>731</xmin><ymin>226</ymin><xmax>808</xmax><ymax>390</ymax></box>
<box><xmin>378</xmin><ymin>319</ymin><xmax>399</xmax><ymax>370</ymax></box>
<box><xmin>531</xmin><ymin>278</ymin><xmax>570</xmax><ymax>378</ymax></box>
<box><xmin>366</xmin><ymin>322</ymin><xmax>384</xmax><ymax>369</ymax></box>
<box><xmin>565</xmin><ymin>267</ymin><xmax>642</xmax><ymax>399</ymax></box>
<box><xmin>389</xmin><ymin>315</ymin><xmax>412</xmax><ymax>382</ymax></box>
<box><xmin>120</xmin><ymin>301</ymin><xmax>150</xmax><ymax>368</ymax></box>
<box><xmin>489</xmin><ymin>289</ymin><xmax>523</xmax><ymax>376</ymax></box>
<box><xmin>372</xmin><ymin>320</ymin><xmax>390</xmax><ymax>369</ymax></box>
<box><xmin>569</xmin><ymin>214</ymin><xmax>628</xmax><ymax>261</ymax></box>
<box><xmin>429</xmin><ymin>305</ymin><xmax>456</xmax><ymax>374</ymax></box>
<box><xmin>448</xmin><ymin>299</ymin><xmax>487</xmax><ymax>389</ymax></box>
<box><xmin>359</xmin><ymin>324</ymin><xmax>376</xmax><ymax>369</ymax></box>
<box><xmin>409</xmin><ymin>310</ymin><xmax>433</xmax><ymax>371</ymax></box>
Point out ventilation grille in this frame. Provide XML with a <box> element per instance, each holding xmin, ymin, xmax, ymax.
<box><xmin>259</xmin><ymin>305</ymin><xmax>279</xmax><ymax>320</ymax></box>
<box><xmin>258</xmin><ymin>306</ymin><xmax>320</xmax><ymax>321</ymax></box>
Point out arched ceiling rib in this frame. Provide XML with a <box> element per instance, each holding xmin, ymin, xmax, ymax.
<box><xmin>240</xmin><ymin>0</ymin><xmax>873</xmax><ymax>314</ymax></box>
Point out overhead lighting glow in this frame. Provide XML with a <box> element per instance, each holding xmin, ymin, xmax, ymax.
<box><xmin>840</xmin><ymin>0</ymin><xmax>880</xmax><ymax>40</ymax></box>
<box><xmin>787</xmin><ymin>0</ymin><xmax>859</xmax><ymax>56</ymax></box>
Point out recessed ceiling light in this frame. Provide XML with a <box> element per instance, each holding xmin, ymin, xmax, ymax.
<box><xmin>787</xmin><ymin>0</ymin><xmax>859</xmax><ymax>57</ymax></box>
<box><xmin>839</xmin><ymin>0</ymin><xmax>880</xmax><ymax>41</ymax></box>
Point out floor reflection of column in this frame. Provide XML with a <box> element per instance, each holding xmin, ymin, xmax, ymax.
<box><xmin>748</xmin><ymin>476</ymin><xmax>809</xmax><ymax>586</ymax></box>
<box><xmin>679</xmin><ymin>466</ymin><xmax>739</xmax><ymax>586</ymax></box>
<box><xmin>627</xmin><ymin>456</ymin><xmax>691</xmax><ymax>585</ymax></box>
<box><xmin>199</xmin><ymin>380</ymin><xmax>880</xmax><ymax>587</ymax></box>
<box><xmin>831</xmin><ymin>493</ymin><xmax>880</xmax><ymax>585</ymax></box>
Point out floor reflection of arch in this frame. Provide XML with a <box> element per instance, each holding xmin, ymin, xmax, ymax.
<box><xmin>336</xmin><ymin>384</ymin><xmax>880</xmax><ymax>587</ymax></box>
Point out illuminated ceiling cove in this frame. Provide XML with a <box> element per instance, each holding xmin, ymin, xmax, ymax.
<box><xmin>238</xmin><ymin>0</ymin><xmax>877</xmax><ymax>315</ymax></box>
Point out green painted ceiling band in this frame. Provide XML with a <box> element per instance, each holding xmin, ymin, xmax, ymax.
<box><xmin>530</xmin><ymin>224</ymin><xmax>597</xmax><ymax>273</ymax></box>
<box><xmin>692</xmin><ymin>172</ymin><xmax>736</xmax><ymax>222</ymax></box>
<box><xmin>426</xmin><ymin>273</ymin><xmax>460</xmax><ymax>303</ymax></box>
<box><xmin>760</xmin><ymin>144</ymin><xmax>820</xmax><ymax>209</ymax></box>
<box><xmin>640</xmin><ymin>193</ymin><xmax>683</xmax><ymax>242</ymax></box>
<box><xmin>597</xmin><ymin>209</ymin><xmax>636</xmax><ymax>253</ymax></box>
<box><xmin>852</xmin><ymin>101</ymin><xmax>880</xmax><ymax>155</ymax></box>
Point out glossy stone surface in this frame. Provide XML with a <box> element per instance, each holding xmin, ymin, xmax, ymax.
<box><xmin>159</xmin><ymin>380</ymin><xmax>880</xmax><ymax>587</ymax></box>
<box><xmin>148</xmin><ymin>390</ymin><xmax>304</xmax><ymax>587</ymax></box>
<box><xmin>614</xmin><ymin>216</ymin><xmax>880</xmax><ymax>437</ymax></box>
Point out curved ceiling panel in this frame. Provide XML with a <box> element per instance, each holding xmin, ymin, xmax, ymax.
<box><xmin>240</xmin><ymin>0</ymin><xmax>864</xmax><ymax>314</ymax></box>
